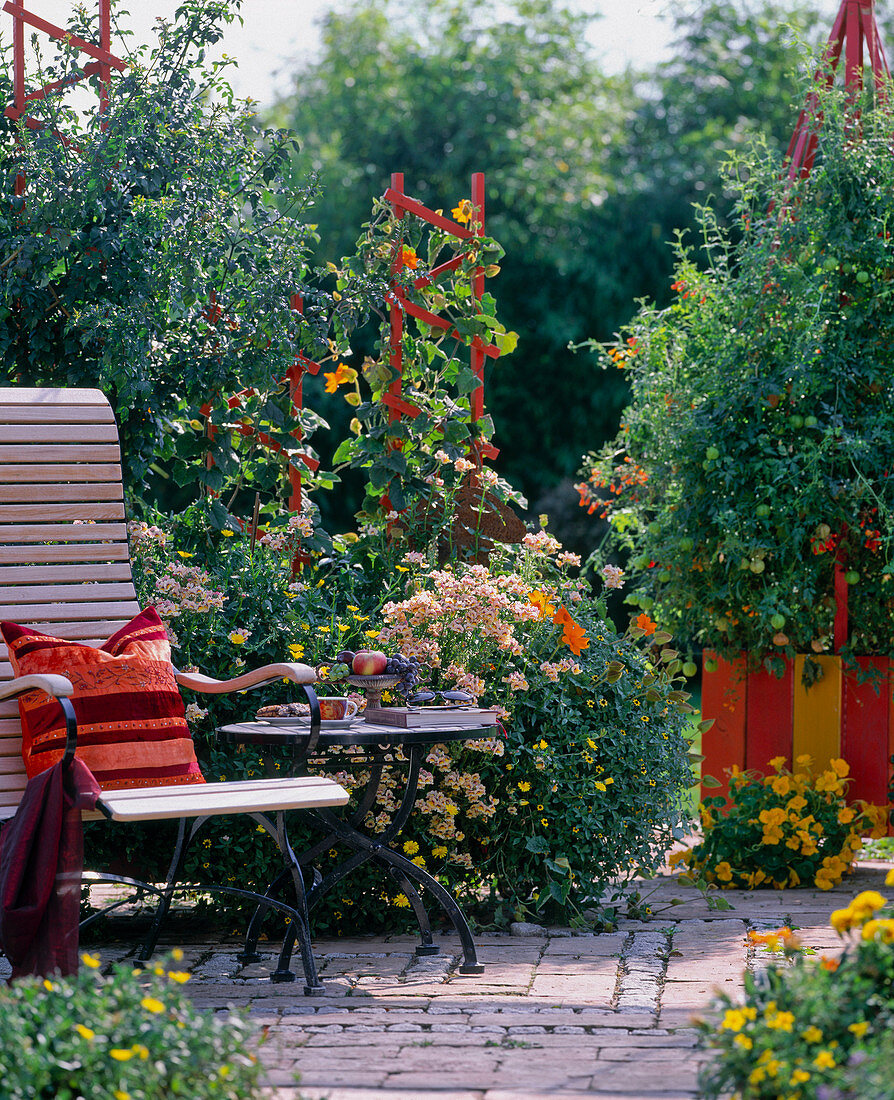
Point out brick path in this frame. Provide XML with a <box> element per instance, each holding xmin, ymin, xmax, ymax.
<box><xmin>6</xmin><ymin>860</ymin><xmax>891</xmax><ymax>1099</ymax></box>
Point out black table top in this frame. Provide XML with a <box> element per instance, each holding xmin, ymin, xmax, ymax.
<box><xmin>217</xmin><ymin>719</ymin><xmax>497</xmax><ymax>748</ymax></box>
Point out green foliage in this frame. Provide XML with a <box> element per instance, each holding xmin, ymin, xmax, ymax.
<box><xmin>698</xmin><ymin>886</ymin><xmax>894</xmax><ymax>1099</ymax></box>
<box><xmin>0</xmin><ymin>1</ymin><xmax>356</xmax><ymax>502</ymax></box>
<box><xmin>579</xmin><ymin>82</ymin><xmax>894</xmax><ymax>664</ymax></box>
<box><xmin>376</xmin><ymin>535</ymin><xmax>695</xmax><ymax>923</ymax></box>
<box><xmin>268</xmin><ymin>0</ymin><xmax>636</xmax><ymax>505</ymax></box>
<box><xmin>676</xmin><ymin>756</ymin><xmax>889</xmax><ymax>893</ymax></box>
<box><xmin>0</xmin><ymin>952</ymin><xmax>264</xmax><ymax>1098</ymax></box>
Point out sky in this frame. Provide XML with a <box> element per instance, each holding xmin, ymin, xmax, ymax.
<box><xmin>4</xmin><ymin>0</ymin><xmax>855</xmax><ymax>108</ymax></box>
<box><xmin>4</xmin><ymin>1</ymin><xmax>689</xmax><ymax>106</ymax></box>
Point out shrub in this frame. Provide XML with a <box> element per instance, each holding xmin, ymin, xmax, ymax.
<box><xmin>674</xmin><ymin>756</ymin><xmax>889</xmax><ymax>891</ymax></box>
<box><xmin>698</xmin><ymin>873</ymin><xmax>894</xmax><ymax>1100</ymax></box>
<box><xmin>577</xmin><ymin>82</ymin><xmax>894</xmax><ymax>667</ymax></box>
<box><xmin>0</xmin><ymin>951</ymin><xmax>264</xmax><ymax>1099</ymax></box>
<box><xmin>378</xmin><ymin>533</ymin><xmax>696</xmax><ymax>923</ymax></box>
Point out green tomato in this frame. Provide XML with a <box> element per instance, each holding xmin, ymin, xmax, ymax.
<box><xmin>705</xmin><ymin>446</ymin><xmax>720</xmax><ymax>461</ymax></box>
<box><xmin>823</xmin><ymin>256</ymin><xmax>839</xmax><ymax>272</ymax></box>
<box><xmin>749</xmin><ymin>559</ymin><xmax>766</xmax><ymax>574</ymax></box>
<box><xmin>679</xmin><ymin>537</ymin><xmax>694</xmax><ymax>552</ymax></box>
<box><xmin>770</xmin><ymin>613</ymin><xmax>786</xmax><ymax>631</ymax></box>
<box><xmin>657</xmin><ymin>570</ymin><xmax>672</xmax><ymax>582</ymax></box>
<box><xmin>639</xmin><ymin>596</ymin><xmax>654</xmax><ymax>610</ymax></box>
<box><xmin>704</xmin><ymin>658</ymin><xmax>719</xmax><ymax>674</ymax></box>
<box><xmin>755</xmin><ymin>503</ymin><xmax>771</xmax><ymax>518</ymax></box>
<box><xmin>845</xmin><ymin>570</ymin><xmax>860</xmax><ymax>585</ymax></box>
<box><xmin>856</xmin><ymin>270</ymin><xmax>870</xmax><ymax>284</ymax></box>
<box><xmin>647</xmin><ymin>521</ymin><xmax>661</xmax><ymax>536</ymax></box>
<box><xmin>803</xmin><ymin>415</ymin><xmax>818</xmax><ymax>428</ymax></box>
<box><xmin>682</xmin><ymin>661</ymin><xmax>698</xmax><ymax>678</ymax></box>
<box><xmin>788</xmin><ymin>414</ymin><xmax>804</xmax><ymax>429</ymax></box>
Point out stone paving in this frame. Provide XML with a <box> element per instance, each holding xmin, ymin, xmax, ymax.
<box><xmin>6</xmin><ymin>858</ymin><xmax>891</xmax><ymax>1099</ymax></box>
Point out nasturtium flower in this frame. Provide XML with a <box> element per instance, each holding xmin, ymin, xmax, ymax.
<box><xmin>323</xmin><ymin>362</ymin><xmax>356</xmax><ymax>394</ymax></box>
<box><xmin>635</xmin><ymin>612</ymin><xmax>657</xmax><ymax>635</ymax></box>
<box><xmin>452</xmin><ymin>199</ymin><xmax>473</xmax><ymax>224</ymax></box>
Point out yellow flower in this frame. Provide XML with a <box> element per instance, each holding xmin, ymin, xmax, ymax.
<box><xmin>364</xmin><ymin>629</ymin><xmax>380</xmax><ymax>639</ymax></box>
<box><xmin>802</xmin><ymin>1025</ymin><xmax>823</xmax><ymax>1043</ymax></box>
<box><xmin>733</xmin><ymin>1033</ymin><xmax>752</xmax><ymax>1049</ymax></box>
<box><xmin>862</xmin><ymin>918</ymin><xmax>894</xmax><ymax>943</ymax></box>
<box><xmin>432</xmin><ymin>846</ymin><xmax>448</xmax><ymax>858</ymax></box>
<box><xmin>176</xmin><ymin>550</ymin><xmax>194</xmax><ymax>558</ymax></box>
<box><xmin>167</xmin><ymin>971</ymin><xmax>191</xmax><ymax>983</ymax></box>
<box><xmin>80</xmin><ymin>952</ymin><xmax>101</xmax><ymax>969</ymax></box>
<box><xmin>452</xmin><ymin>198</ymin><xmax>473</xmax><ymax>224</ymax></box>
<box><xmin>114</xmin><ymin>1092</ymin><xmax>131</xmax><ymax>1100</ymax></box>
<box><xmin>288</xmin><ymin>643</ymin><xmax>305</xmax><ymax>660</ymax></box>
<box><xmin>323</xmin><ymin>362</ymin><xmax>357</xmax><ymax>393</ymax></box>
<box><xmin>110</xmin><ymin>1049</ymin><xmax>135</xmax><ymax>1061</ymax></box>
<box><xmin>721</xmin><ymin>1008</ymin><xmax>747</xmax><ymax>1032</ymax></box>
<box><xmin>228</xmin><ymin>631</ymin><xmax>248</xmax><ymax>646</ymax></box>
<box><xmin>221</xmin><ymin>529</ymin><xmax>235</xmax><ymax>537</ymax></box>
<box><xmin>43</xmin><ymin>979</ymin><xmax>53</xmax><ymax>991</ymax></box>
<box><xmin>536</xmin><ymin>739</ymin><xmax>548</xmax><ymax>750</ymax></box>
<box><xmin>885</xmin><ymin>868</ymin><xmax>894</xmax><ymax>887</ymax></box>
<box><xmin>829</xmin><ymin>757</ymin><xmax>850</xmax><ymax>777</ymax></box>
<box><xmin>715</xmin><ymin>861</ymin><xmax>733</xmax><ymax>883</ymax></box>
<box><xmin>75</xmin><ymin>1024</ymin><xmax>96</xmax><ymax>1040</ymax></box>
<box><xmin>171</xmin><ymin>948</ymin><xmax>184</xmax><ymax>962</ymax></box>
<box><xmin>769</xmin><ymin>755</ymin><xmax>788</xmax><ymax>771</ymax></box>
<box><xmin>813</xmin><ymin>1049</ymin><xmax>836</xmax><ymax>1069</ymax></box>
<box><xmin>517</xmin><ymin>781</ymin><xmax>531</xmax><ymax>792</ymax></box>
<box><xmin>140</xmin><ymin>996</ymin><xmax>166</xmax><ymax>1014</ymax></box>
<box><xmin>133</xmin><ymin>1044</ymin><xmax>150</xmax><ymax>1060</ymax></box>
<box><xmin>790</xmin><ymin>1069</ymin><xmax>811</xmax><ymax>1085</ymax></box>
<box><xmin>765</xmin><ymin>1010</ymin><xmax>795</xmax><ymax>1031</ymax></box>
<box><xmin>403</xmin><ymin>840</ymin><xmax>420</xmax><ymax>855</ymax></box>
<box><xmin>848</xmin><ymin>1020</ymin><xmax>870</xmax><ymax>1037</ymax></box>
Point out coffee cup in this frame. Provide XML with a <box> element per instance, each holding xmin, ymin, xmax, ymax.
<box><xmin>318</xmin><ymin>697</ymin><xmax>359</xmax><ymax>722</ymax></box>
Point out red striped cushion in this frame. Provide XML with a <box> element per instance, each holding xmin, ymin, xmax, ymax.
<box><xmin>1</xmin><ymin>607</ymin><xmax>205</xmax><ymax>791</ymax></box>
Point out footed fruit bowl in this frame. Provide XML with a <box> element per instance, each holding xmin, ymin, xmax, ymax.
<box><xmin>346</xmin><ymin>674</ymin><xmax>400</xmax><ymax>710</ymax></box>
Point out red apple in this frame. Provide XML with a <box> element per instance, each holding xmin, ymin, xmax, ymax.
<box><xmin>352</xmin><ymin>649</ymin><xmax>388</xmax><ymax>675</ymax></box>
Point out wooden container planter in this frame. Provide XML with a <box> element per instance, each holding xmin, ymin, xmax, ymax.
<box><xmin>701</xmin><ymin>651</ymin><xmax>894</xmax><ymax>807</ymax></box>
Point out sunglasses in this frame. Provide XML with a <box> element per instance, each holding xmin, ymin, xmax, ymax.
<box><xmin>406</xmin><ymin>690</ymin><xmax>475</xmax><ymax>707</ymax></box>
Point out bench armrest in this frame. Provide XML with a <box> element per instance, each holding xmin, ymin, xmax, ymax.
<box><xmin>176</xmin><ymin>664</ymin><xmax>323</xmax><ymax>759</ymax></box>
<box><xmin>0</xmin><ymin>674</ymin><xmax>80</xmax><ymax>771</ymax></box>
<box><xmin>174</xmin><ymin>662</ymin><xmax>316</xmax><ymax>695</ymax></box>
<box><xmin>0</xmin><ymin>673</ymin><xmax>74</xmax><ymax>701</ymax></box>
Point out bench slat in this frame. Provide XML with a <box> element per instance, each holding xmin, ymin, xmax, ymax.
<box><xmin>0</xmin><ymin>544</ymin><xmax>131</xmax><ymax>564</ymax></box>
<box><xmin>0</xmin><ymin>601</ymin><xmax>141</xmax><ymax>623</ymax></box>
<box><xmin>0</xmin><ymin>445</ymin><xmax>121</xmax><ymax>463</ymax></box>
<box><xmin>0</xmin><ymin>523</ymin><xmax>128</xmax><ymax>544</ymax></box>
<box><xmin>0</xmin><ymin>582</ymin><xmax>137</xmax><ymax>604</ymax></box>
<box><xmin>100</xmin><ymin>777</ymin><xmax>350</xmax><ymax>822</ymax></box>
<box><xmin>0</xmin><ymin>389</ymin><xmax>110</xmax><ymax>406</ymax></box>
<box><xmin>0</xmin><ymin>562</ymin><xmax>134</xmax><ymax>585</ymax></box>
<box><xmin>0</xmin><ymin>425</ymin><xmax>121</xmax><ymax>444</ymax></box>
<box><xmin>0</xmin><ymin>464</ymin><xmax>122</xmax><ymax>483</ymax></box>
<box><xmin>0</xmin><ymin>483</ymin><xmax>124</xmax><ymax>504</ymax></box>
<box><xmin>0</xmin><ymin>503</ymin><xmax>127</xmax><ymax>523</ymax></box>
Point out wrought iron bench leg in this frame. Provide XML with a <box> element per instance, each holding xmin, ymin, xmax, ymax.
<box><xmin>137</xmin><ymin>815</ymin><xmax>196</xmax><ymax>962</ymax></box>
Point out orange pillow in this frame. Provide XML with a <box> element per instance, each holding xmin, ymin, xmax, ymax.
<box><xmin>1</xmin><ymin>607</ymin><xmax>204</xmax><ymax>791</ymax></box>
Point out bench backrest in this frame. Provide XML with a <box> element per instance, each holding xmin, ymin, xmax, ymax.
<box><xmin>0</xmin><ymin>388</ymin><xmax>140</xmax><ymax>821</ymax></box>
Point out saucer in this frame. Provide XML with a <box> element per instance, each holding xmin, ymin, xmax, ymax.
<box><xmin>259</xmin><ymin>716</ymin><xmax>360</xmax><ymax>730</ymax></box>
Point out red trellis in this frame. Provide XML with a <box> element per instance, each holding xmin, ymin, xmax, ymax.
<box><xmin>701</xmin><ymin>0</ymin><xmax>894</xmax><ymax>808</ymax></box>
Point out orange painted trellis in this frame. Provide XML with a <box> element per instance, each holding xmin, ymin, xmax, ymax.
<box><xmin>382</xmin><ymin>172</ymin><xmax>499</xmax><ymax>463</ymax></box>
<box><xmin>701</xmin><ymin>0</ymin><xmax>894</xmax><ymax>809</ymax></box>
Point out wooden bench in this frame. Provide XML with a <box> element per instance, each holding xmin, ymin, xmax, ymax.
<box><xmin>0</xmin><ymin>387</ymin><xmax>348</xmax><ymax>991</ymax></box>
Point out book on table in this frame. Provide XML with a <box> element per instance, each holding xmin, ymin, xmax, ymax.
<box><xmin>363</xmin><ymin>706</ymin><xmax>500</xmax><ymax>728</ymax></box>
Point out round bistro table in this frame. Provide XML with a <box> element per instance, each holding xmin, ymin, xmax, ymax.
<box><xmin>217</xmin><ymin>718</ymin><xmax>494</xmax><ymax>976</ymax></box>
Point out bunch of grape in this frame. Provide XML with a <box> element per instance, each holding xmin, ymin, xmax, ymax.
<box><xmin>385</xmin><ymin>653</ymin><xmax>423</xmax><ymax>697</ymax></box>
